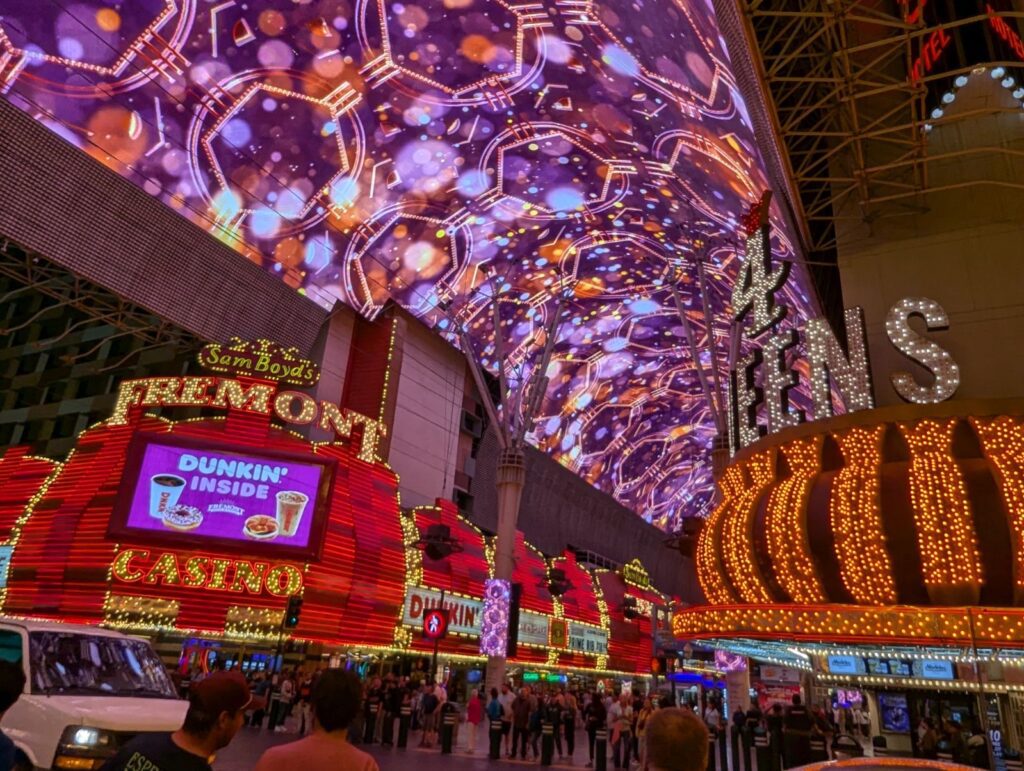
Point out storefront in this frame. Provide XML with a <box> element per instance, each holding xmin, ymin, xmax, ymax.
<box><xmin>0</xmin><ymin>339</ymin><xmax>669</xmax><ymax>683</ymax></box>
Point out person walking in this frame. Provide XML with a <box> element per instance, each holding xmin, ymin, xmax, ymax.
<box><xmin>363</xmin><ymin>676</ymin><xmax>382</xmax><ymax>744</ymax></box>
<box><xmin>631</xmin><ymin>690</ymin><xmax>644</xmax><ymax>763</ymax></box>
<box><xmin>563</xmin><ymin>689</ymin><xmax>578</xmax><ymax>762</ymax></box>
<box><xmin>585</xmin><ymin>691</ymin><xmax>607</xmax><ymax>768</ymax></box>
<box><xmin>548</xmin><ymin>692</ymin><xmax>566</xmax><ymax>760</ymax></box>
<box><xmin>250</xmin><ymin>672</ymin><xmax>270</xmax><ymax>728</ymax></box>
<box><xmin>637</xmin><ymin>697</ymin><xmax>654</xmax><ymax>770</ymax></box>
<box><xmin>499</xmin><ymin>683</ymin><xmax>515</xmax><ymax>756</ymax></box>
<box><xmin>608</xmin><ymin>692</ymin><xmax>633</xmax><ymax>769</ymax></box>
<box><xmin>465</xmin><ymin>689</ymin><xmax>484</xmax><ymax>753</ymax></box>
<box><xmin>529</xmin><ymin>691</ymin><xmax>545</xmax><ymax>760</ymax></box>
<box><xmin>419</xmin><ymin>682</ymin><xmax>441</xmax><ymax>748</ymax></box>
<box><xmin>783</xmin><ymin>695</ymin><xmax>812</xmax><ymax>768</ymax></box>
<box><xmin>297</xmin><ymin>673</ymin><xmax>314</xmax><ymax>736</ymax></box>
<box><xmin>255</xmin><ymin>668</ymin><xmax>379</xmax><ymax>771</ymax></box>
<box><xmin>512</xmin><ymin>686</ymin><xmax>534</xmax><ymax>759</ymax></box>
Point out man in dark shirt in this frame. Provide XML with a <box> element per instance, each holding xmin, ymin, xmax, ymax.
<box><xmin>783</xmin><ymin>694</ymin><xmax>812</xmax><ymax>768</ymax></box>
<box><xmin>0</xmin><ymin>659</ymin><xmax>28</xmax><ymax>770</ymax></box>
<box><xmin>101</xmin><ymin>670</ymin><xmax>263</xmax><ymax>770</ymax></box>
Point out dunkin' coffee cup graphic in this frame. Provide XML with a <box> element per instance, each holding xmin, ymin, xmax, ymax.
<box><xmin>150</xmin><ymin>475</ymin><xmax>185</xmax><ymax>519</ymax></box>
<box><xmin>275</xmin><ymin>491</ymin><xmax>308</xmax><ymax>537</ymax></box>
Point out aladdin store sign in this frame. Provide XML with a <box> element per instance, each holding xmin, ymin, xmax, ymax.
<box><xmin>403</xmin><ymin>587</ymin><xmax>602</xmax><ymax>652</ymax></box>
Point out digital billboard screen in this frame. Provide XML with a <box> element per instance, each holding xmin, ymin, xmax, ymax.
<box><xmin>112</xmin><ymin>434</ymin><xmax>335</xmax><ymax>560</ymax></box>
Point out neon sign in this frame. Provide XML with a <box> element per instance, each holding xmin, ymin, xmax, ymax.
<box><xmin>111</xmin><ymin>548</ymin><xmax>304</xmax><ymax>597</ymax></box>
<box><xmin>197</xmin><ymin>338</ymin><xmax>320</xmax><ymax>388</ymax></box>
<box><xmin>910</xmin><ymin>27</ymin><xmax>952</xmax><ymax>83</ymax></box>
<box><xmin>988</xmin><ymin>5</ymin><xmax>1024</xmax><ymax>61</ymax></box>
<box><xmin>108</xmin><ymin>376</ymin><xmax>385</xmax><ymax>462</ymax></box>
<box><xmin>726</xmin><ymin>195</ymin><xmax>961</xmax><ymax>453</ymax></box>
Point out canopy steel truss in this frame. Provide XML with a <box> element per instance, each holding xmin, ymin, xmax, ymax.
<box><xmin>737</xmin><ymin>0</ymin><xmax>929</xmax><ymax>257</ymax></box>
<box><xmin>0</xmin><ymin>236</ymin><xmax>200</xmax><ymax>354</ymax></box>
<box><xmin>733</xmin><ymin>3</ymin><xmax>1024</xmax><ymax>262</ymax></box>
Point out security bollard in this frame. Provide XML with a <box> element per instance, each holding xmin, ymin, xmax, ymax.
<box><xmin>872</xmin><ymin>736</ymin><xmax>889</xmax><ymax>758</ymax></box>
<box><xmin>809</xmin><ymin>737</ymin><xmax>828</xmax><ymax>762</ymax></box>
<box><xmin>542</xmin><ymin>721</ymin><xmax>555</xmax><ymax>766</ymax></box>
<box><xmin>490</xmin><ymin>720</ymin><xmax>503</xmax><ymax>760</ymax></box>
<box><xmin>397</xmin><ymin>706</ymin><xmax>411</xmax><ymax>749</ymax></box>
<box><xmin>441</xmin><ymin>712</ymin><xmax>457</xmax><ymax>754</ymax></box>
<box><xmin>754</xmin><ymin>729</ymin><xmax>770</xmax><ymax>771</ymax></box>
<box><xmin>596</xmin><ymin>729</ymin><xmax>609</xmax><ymax>771</ymax></box>
<box><xmin>707</xmin><ymin>735</ymin><xmax>717</xmax><ymax>771</ymax></box>
<box><xmin>741</xmin><ymin>728</ymin><xmax>753</xmax><ymax>771</ymax></box>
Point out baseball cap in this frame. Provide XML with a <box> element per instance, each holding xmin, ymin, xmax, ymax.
<box><xmin>192</xmin><ymin>671</ymin><xmax>266</xmax><ymax>714</ymax></box>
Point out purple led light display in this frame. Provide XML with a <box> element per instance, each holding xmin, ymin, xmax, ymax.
<box><xmin>1</xmin><ymin>0</ymin><xmax>820</xmax><ymax>529</ymax></box>
<box><xmin>480</xmin><ymin>578</ymin><xmax>511</xmax><ymax>657</ymax></box>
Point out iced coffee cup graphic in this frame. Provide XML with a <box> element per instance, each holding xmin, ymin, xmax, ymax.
<box><xmin>150</xmin><ymin>474</ymin><xmax>186</xmax><ymax>519</ymax></box>
<box><xmin>275</xmin><ymin>491</ymin><xmax>308</xmax><ymax>537</ymax></box>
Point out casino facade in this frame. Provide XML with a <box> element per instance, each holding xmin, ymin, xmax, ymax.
<box><xmin>4</xmin><ymin>0</ymin><xmax>1024</xmax><ymax>764</ymax></box>
<box><xmin>0</xmin><ymin>333</ymin><xmax>680</xmax><ymax>687</ymax></box>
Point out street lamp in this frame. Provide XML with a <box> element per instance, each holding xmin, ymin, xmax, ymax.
<box><xmin>663</xmin><ymin>517</ymin><xmax>704</xmax><ymax>558</ymax></box>
<box><xmin>413</xmin><ymin>524</ymin><xmax>463</xmax><ymax>682</ymax></box>
<box><xmin>546</xmin><ymin>567</ymin><xmax>573</xmax><ymax>597</ymax></box>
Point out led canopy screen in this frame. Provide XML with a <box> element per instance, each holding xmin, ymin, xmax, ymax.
<box><xmin>2</xmin><ymin>0</ymin><xmax>819</xmax><ymax>529</ymax></box>
<box><xmin>112</xmin><ymin>434</ymin><xmax>334</xmax><ymax>559</ymax></box>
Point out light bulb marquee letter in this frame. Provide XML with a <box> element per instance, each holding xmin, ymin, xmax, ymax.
<box><xmin>805</xmin><ymin>307</ymin><xmax>874</xmax><ymax>419</ymax></box>
<box><xmin>732</xmin><ymin>191</ymin><xmax>790</xmax><ymax>338</ymax></box>
<box><xmin>886</xmin><ymin>297</ymin><xmax>960</xmax><ymax>404</ymax></box>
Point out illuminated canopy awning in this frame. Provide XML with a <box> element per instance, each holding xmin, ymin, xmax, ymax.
<box><xmin>0</xmin><ymin>0</ymin><xmax>821</xmax><ymax>529</ymax></box>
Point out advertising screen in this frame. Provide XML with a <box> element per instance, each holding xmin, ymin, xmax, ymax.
<box><xmin>827</xmin><ymin>655</ymin><xmax>862</xmax><ymax>675</ymax></box>
<box><xmin>879</xmin><ymin>693</ymin><xmax>911</xmax><ymax>733</ymax></box>
<box><xmin>112</xmin><ymin>434</ymin><xmax>335</xmax><ymax>559</ymax></box>
<box><xmin>914</xmin><ymin>659</ymin><xmax>955</xmax><ymax>680</ymax></box>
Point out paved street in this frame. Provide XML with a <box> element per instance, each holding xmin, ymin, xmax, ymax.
<box><xmin>214</xmin><ymin>726</ymin><xmax>596</xmax><ymax>770</ymax></box>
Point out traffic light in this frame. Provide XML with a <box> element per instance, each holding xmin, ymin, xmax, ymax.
<box><xmin>284</xmin><ymin>595</ymin><xmax>303</xmax><ymax>628</ymax></box>
<box><xmin>650</xmin><ymin>655</ymin><xmax>668</xmax><ymax>676</ymax></box>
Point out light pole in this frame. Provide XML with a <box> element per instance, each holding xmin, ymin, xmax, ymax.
<box><xmin>414</xmin><ymin>523</ymin><xmax>463</xmax><ymax>683</ymax></box>
<box><xmin>451</xmin><ymin>286</ymin><xmax>568</xmax><ymax>690</ymax></box>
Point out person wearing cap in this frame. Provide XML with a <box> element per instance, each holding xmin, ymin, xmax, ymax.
<box><xmin>255</xmin><ymin>668</ymin><xmax>379</xmax><ymax>771</ymax></box>
<box><xmin>100</xmin><ymin>670</ymin><xmax>263</xmax><ymax>770</ymax></box>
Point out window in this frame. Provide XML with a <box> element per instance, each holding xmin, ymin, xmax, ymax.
<box><xmin>0</xmin><ymin>629</ymin><xmax>24</xmax><ymax>664</ymax></box>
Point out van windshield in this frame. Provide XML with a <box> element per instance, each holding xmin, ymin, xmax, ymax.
<box><xmin>28</xmin><ymin>631</ymin><xmax>177</xmax><ymax>698</ymax></box>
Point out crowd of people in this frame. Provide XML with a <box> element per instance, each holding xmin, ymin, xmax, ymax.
<box><xmin>916</xmin><ymin>716</ymin><xmax>990</xmax><ymax>767</ymax></box>
<box><xmin>0</xmin><ymin>654</ymin><xmax>995</xmax><ymax>771</ymax></box>
<box><xmin>85</xmin><ymin>666</ymin><xmax>717</xmax><ymax>771</ymax></box>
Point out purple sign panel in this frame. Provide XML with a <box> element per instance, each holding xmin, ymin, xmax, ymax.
<box><xmin>120</xmin><ymin>437</ymin><xmax>329</xmax><ymax>555</ymax></box>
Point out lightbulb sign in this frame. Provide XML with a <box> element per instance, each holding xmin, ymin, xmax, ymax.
<box><xmin>726</xmin><ymin>192</ymin><xmax>961</xmax><ymax>454</ymax></box>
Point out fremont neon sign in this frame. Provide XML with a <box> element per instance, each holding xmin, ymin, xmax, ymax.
<box><xmin>108</xmin><ymin>376</ymin><xmax>385</xmax><ymax>461</ymax></box>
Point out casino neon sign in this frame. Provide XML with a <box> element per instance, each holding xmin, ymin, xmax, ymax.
<box><xmin>111</xmin><ymin>548</ymin><xmax>303</xmax><ymax>597</ymax></box>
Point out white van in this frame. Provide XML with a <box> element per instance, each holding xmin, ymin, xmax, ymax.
<box><xmin>0</xmin><ymin>618</ymin><xmax>188</xmax><ymax>769</ymax></box>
